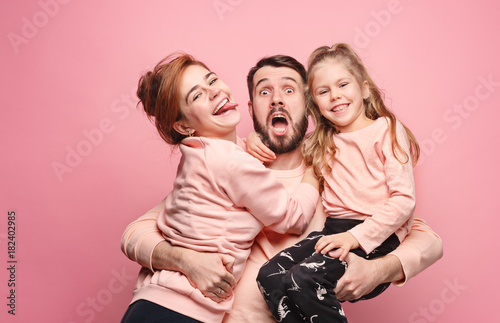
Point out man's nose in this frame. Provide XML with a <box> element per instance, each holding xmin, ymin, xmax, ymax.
<box><xmin>271</xmin><ymin>91</ymin><xmax>284</xmax><ymax>107</ymax></box>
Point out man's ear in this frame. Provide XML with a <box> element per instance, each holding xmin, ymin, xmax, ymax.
<box><xmin>173</xmin><ymin>120</ymin><xmax>192</xmax><ymax>136</ymax></box>
<box><xmin>248</xmin><ymin>100</ymin><xmax>253</xmax><ymax>118</ymax></box>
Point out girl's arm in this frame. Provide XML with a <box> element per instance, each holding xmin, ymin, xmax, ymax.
<box><xmin>348</xmin><ymin>120</ymin><xmax>416</xmax><ymax>254</ymax></box>
<box><xmin>121</xmin><ymin>200</ymin><xmax>237</xmax><ymax>302</ymax></box>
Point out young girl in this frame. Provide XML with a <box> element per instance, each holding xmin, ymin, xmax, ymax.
<box><xmin>123</xmin><ymin>53</ymin><xmax>319</xmax><ymax>323</ymax></box>
<box><xmin>256</xmin><ymin>43</ymin><xmax>420</xmax><ymax>322</ymax></box>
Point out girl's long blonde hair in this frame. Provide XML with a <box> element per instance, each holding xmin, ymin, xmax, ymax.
<box><xmin>303</xmin><ymin>43</ymin><xmax>420</xmax><ymax>187</ymax></box>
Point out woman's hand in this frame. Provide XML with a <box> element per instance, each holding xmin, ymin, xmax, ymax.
<box><xmin>315</xmin><ymin>232</ymin><xmax>359</xmax><ymax>261</ymax></box>
<box><xmin>246</xmin><ymin>131</ymin><xmax>276</xmax><ymax>163</ymax></box>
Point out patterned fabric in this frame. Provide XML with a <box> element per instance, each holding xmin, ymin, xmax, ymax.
<box><xmin>257</xmin><ymin>218</ymin><xmax>400</xmax><ymax>323</ymax></box>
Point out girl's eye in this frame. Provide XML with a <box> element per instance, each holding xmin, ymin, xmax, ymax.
<box><xmin>285</xmin><ymin>88</ymin><xmax>294</xmax><ymax>94</ymax></box>
<box><xmin>260</xmin><ymin>90</ymin><xmax>269</xmax><ymax>96</ymax></box>
<box><xmin>209</xmin><ymin>78</ymin><xmax>218</xmax><ymax>85</ymax></box>
<box><xmin>339</xmin><ymin>82</ymin><xmax>348</xmax><ymax>88</ymax></box>
<box><xmin>193</xmin><ymin>93</ymin><xmax>201</xmax><ymax>101</ymax></box>
<box><xmin>318</xmin><ymin>89</ymin><xmax>328</xmax><ymax>95</ymax></box>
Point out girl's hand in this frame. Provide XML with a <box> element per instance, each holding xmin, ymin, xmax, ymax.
<box><xmin>246</xmin><ymin>131</ymin><xmax>276</xmax><ymax>163</ymax></box>
<box><xmin>315</xmin><ymin>232</ymin><xmax>360</xmax><ymax>261</ymax></box>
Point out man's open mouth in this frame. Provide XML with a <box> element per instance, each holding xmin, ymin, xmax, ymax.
<box><xmin>270</xmin><ymin>113</ymin><xmax>289</xmax><ymax>135</ymax></box>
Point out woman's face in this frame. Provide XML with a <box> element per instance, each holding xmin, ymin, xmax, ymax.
<box><xmin>176</xmin><ymin>64</ymin><xmax>240</xmax><ymax>141</ymax></box>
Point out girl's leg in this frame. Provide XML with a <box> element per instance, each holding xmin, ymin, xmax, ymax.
<box><xmin>120</xmin><ymin>300</ymin><xmax>202</xmax><ymax>323</ymax></box>
<box><xmin>257</xmin><ymin>231</ymin><xmax>324</xmax><ymax>323</ymax></box>
<box><xmin>286</xmin><ymin>252</ymin><xmax>348</xmax><ymax>323</ymax></box>
<box><xmin>282</xmin><ymin>219</ymin><xmax>362</xmax><ymax>322</ymax></box>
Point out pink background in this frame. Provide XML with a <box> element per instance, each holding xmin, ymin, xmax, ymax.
<box><xmin>1</xmin><ymin>0</ymin><xmax>499</xmax><ymax>322</ymax></box>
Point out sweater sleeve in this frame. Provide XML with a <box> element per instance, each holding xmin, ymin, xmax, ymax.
<box><xmin>221</xmin><ymin>151</ymin><xmax>319</xmax><ymax>235</ymax></box>
<box><xmin>390</xmin><ymin>217</ymin><xmax>443</xmax><ymax>286</ymax></box>
<box><xmin>121</xmin><ymin>200</ymin><xmax>166</xmax><ymax>271</ymax></box>
<box><xmin>349</xmin><ymin>120</ymin><xmax>416</xmax><ymax>254</ymax></box>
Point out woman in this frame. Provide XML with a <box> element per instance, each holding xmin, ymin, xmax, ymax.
<box><xmin>120</xmin><ymin>53</ymin><xmax>319</xmax><ymax>323</ymax></box>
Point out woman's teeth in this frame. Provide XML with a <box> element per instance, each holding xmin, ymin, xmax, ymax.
<box><xmin>213</xmin><ymin>98</ymin><xmax>228</xmax><ymax>115</ymax></box>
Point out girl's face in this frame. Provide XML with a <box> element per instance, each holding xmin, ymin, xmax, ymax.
<box><xmin>175</xmin><ymin>64</ymin><xmax>240</xmax><ymax>141</ymax></box>
<box><xmin>311</xmin><ymin>59</ymin><xmax>371</xmax><ymax>133</ymax></box>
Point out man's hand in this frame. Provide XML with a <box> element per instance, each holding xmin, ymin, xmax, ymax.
<box><xmin>152</xmin><ymin>241</ymin><xmax>237</xmax><ymax>303</ymax></box>
<box><xmin>315</xmin><ymin>232</ymin><xmax>359</xmax><ymax>261</ymax></box>
<box><xmin>246</xmin><ymin>131</ymin><xmax>276</xmax><ymax>163</ymax></box>
<box><xmin>183</xmin><ymin>251</ymin><xmax>236</xmax><ymax>302</ymax></box>
<box><xmin>333</xmin><ymin>253</ymin><xmax>403</xmax><ymax>302</ymax></box>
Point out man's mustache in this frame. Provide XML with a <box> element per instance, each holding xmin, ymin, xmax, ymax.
<box><xmin>268</xmin><ymin>107</ymin><xmax>292</xmax><ymax>122</ymax></box>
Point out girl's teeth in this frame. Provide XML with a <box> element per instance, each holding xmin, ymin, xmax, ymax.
<box><xmin>333</xmin><ymin>104</ymin><xmax>347</xmax><ymax>112</ymax></box>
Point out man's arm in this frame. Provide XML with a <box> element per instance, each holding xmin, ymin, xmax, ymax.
<box><xmin>333</xmin><ymin>216</ymin><xmax>443</xmax><ymax>301</ymax></box>
<box><xmin>121</xmin><ymin>200</ymin><xmax>166</xmax><ymax>270</ymax></box>
<box><xmin>120</xmin><ymin>200</ymin><xmax>237</xmax><ymax>301</ymax></box>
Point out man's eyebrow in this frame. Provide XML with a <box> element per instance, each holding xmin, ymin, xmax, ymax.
<box><xmin>254</xmin><ymin>76</ymin><xmax>300</xmax><ymax>91</ymax></box>
<box><xmin>254</xmin><ymin>77</ymin><xmax>269</xmax><ymax>90</ymax></box>
<box><xmin>185</xmin><ymin>72</ymin><xmax>215</xmax><ymax>104</ymax></box>
<box><xmin>281</xmin><ymin>76</ymin><xmax>299</xmax><ymax>86</ymax></box>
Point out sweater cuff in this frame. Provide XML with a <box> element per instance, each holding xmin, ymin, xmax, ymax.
<box><xmin>348</xmin><ymin>226</ymin><xmax>377</xmax><ymax>255</ymax></box>
<box><xmin>388</xmin><ymin>243</ymin><xmax>420</xmax><ymax>286</ymax></box>
<box><xmin>139</xmin><ymin>233</ymin><xmax>167</xmax><ymax>272</ymax></box>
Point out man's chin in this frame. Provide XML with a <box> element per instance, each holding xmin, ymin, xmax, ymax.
<box><xmin>267</xmin><ymin>136</ymin><xmax>299</xmax><ymax>155</ymax></box>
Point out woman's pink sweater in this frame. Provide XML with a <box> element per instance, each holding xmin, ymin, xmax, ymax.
<box><xmin>134</xmin><ymin>136</ymin><xmax>318</xmax><ymax>323</ymax></box>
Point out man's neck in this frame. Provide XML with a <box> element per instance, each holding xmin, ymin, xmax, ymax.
<box><xmin>264</xmin><ymin>148</ymin><xmax>304</xmax><ymax>170</ymax></box>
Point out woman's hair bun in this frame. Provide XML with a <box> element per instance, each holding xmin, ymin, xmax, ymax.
<box><xmin>137</xmin><ymin>71</ymin><xmax>156</xmax><ymax>116</ymax></box>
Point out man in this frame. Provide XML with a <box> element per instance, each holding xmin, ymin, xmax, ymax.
<box><xmin>121</xmin><ymin>55</ymin><xmax>443</xmax><ymax>322</ymax></box>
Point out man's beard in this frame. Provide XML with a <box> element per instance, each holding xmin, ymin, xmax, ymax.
<box><xmin>252</xmin><ymin>107</ymin><xmax>308</xmax><ymax>155</ymax></box>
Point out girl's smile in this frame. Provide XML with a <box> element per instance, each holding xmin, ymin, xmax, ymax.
<box><xmin>312</xmin><ymin>59</ymin><xmax>372</xmax><ymax>133</ymax></box>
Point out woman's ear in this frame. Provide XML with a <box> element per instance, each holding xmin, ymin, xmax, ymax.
<box><xmin>173</xmin><ymin>120</ymin><xmax>193</xmax><ymax>136</ymax></box>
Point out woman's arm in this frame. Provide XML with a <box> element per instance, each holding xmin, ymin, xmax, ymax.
<box><xmin>333</xmin><ymin>216</ymin><xmax>443</xmax><ymax>301</ymax></box>
<box><xmin>120</xmin><ymin>200</ymin><xmax>237</xmax><ymax>301</ymax></box>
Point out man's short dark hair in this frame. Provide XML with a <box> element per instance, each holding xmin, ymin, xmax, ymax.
<box><xmin>246</xmin><ymin>55</ymin><xmax>307</xmax><ymax>102</ymax></box>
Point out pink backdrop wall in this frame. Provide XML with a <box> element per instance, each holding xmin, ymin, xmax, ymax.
<box><xmin>2</xmin><ymin>0</ymin><xmax>499</xmax><ymax>322</ymax></box>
